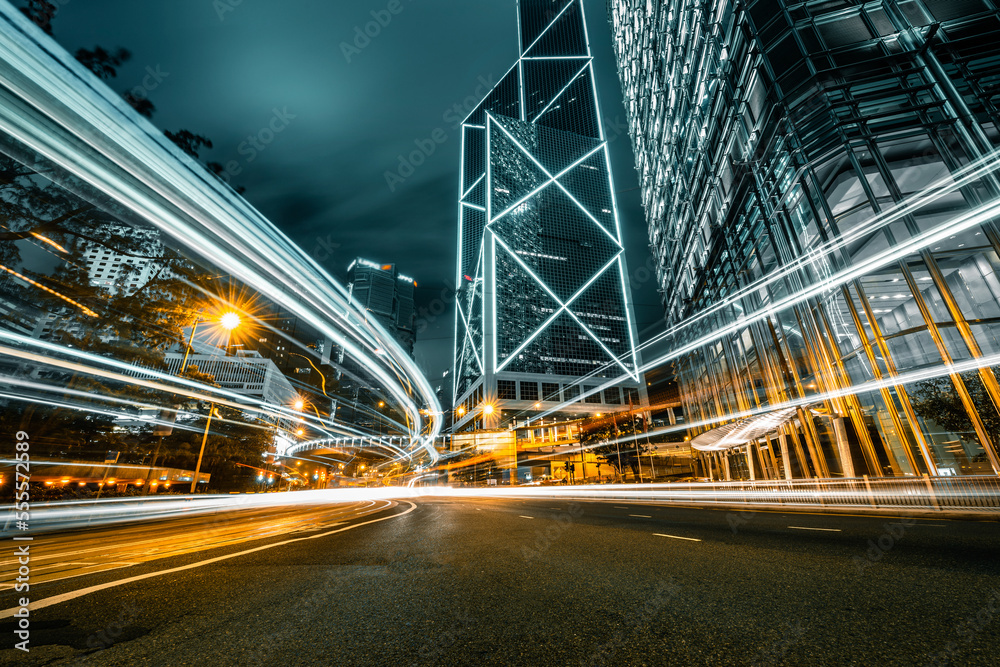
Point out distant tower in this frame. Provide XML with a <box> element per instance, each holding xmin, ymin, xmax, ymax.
<box><xmin>452</xmin><ymin>0</ymin><xmax>646</xmax><ymax>431</ymax></box>
<box><xmin>347</xmin><ymin>258</ymin><xmax>417</xmax><ymax>355</ymax></box>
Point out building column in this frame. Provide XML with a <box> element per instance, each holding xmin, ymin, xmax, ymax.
<box><xmin>832</xmin><ymin>416</ymin><xmax>855</xmax><ymax>478</ymax></box>
<box><xmin>779</xmin><ymin>434</ymin><xmax>793</xmax><ymax>480</ymax></box>
<box><xmin>764</xmin><ymin>437</ymin><xmax>781</xmax><ymax>479</ymax></box>
<box><xmin>722</xmin><ymin>453</ymin><xmax>732</xmax><ymax>481</ymax></box>
<box><xmin>745</xmin><ymin>445</ymin><xmax>756</xmax><ymax>481</ymax></box>
<box><xmin>482</xmin><ymin>231</ymin><xmax>498</xmax><ymax>430</ymax></box>
<box><xmin>667</xmin><ymin>407</ymin><xmax>676</xmax><ymax>425</ymax></box>
<box><xmin>755</xmin><ymin>442</ymin><xmax>772</xmax><ymax>480</ymax></box>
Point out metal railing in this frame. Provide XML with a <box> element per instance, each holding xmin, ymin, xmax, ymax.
<box><xmin>501</xmin><ymin>475</ymin><xmax>1000</xmax><ymax>514</ymax></box>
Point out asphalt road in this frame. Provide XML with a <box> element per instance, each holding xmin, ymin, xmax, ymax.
<box><xmin>2</xmin><ymin>497</ymin><xmax>999</xmax><ymax>666</ymax></box>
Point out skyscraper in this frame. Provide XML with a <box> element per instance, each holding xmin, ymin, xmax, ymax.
<box><xmin>347</xmin><ymin>258</ymin><xmax>417</xmax><ymax>355</ymax></box>
<box><xmin>610</xmin><ymin>0</ymin><xmax>1000</xmax><ymax>479</ymax></box>
<box><xmin>453</xmin><ymin>0</ymin><xmax>646</xmax><ymax>431</ymax></box>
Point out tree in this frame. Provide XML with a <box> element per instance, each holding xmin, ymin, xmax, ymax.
<box><xmin>148</xmin><ymin>364</ymin><xmax>276</xmax><ymax>490</ymax></box>
<box><xmin>910</xmin><ymin>371</ymin><xmax>1000</xmax><ymax>451</ymax></box>
<box><xmin>165</xmin><ymin>130</ymin><xmax>213</xmax><ymax>159</ymax></box>
<box><xmin>14</xmin><ymin>3</ymin><xmax>243</xmax><ymax>191</ymax></box>
<box><xmin>582</xmin><ymin>414</ymin><xmax>650</xmax><ymax>480</ymax></box>
<box><xmin>125</xmin><ymin>95</ymin><xmax>156</xmax><ymax>119</ymax></box>
<box><xmin>75</xmin><ymin>46</ymin><xmax>132</xmax><ymax>80</ymax></box>
<box><xmin>0</xmin><ymin>151</ymin><xmax>220</xmax><ymax>361</ymax></box>
<box><xmin>19</xmin><ymin>0</ymin><xmax>57</xmax><ymax>35</ymax></box>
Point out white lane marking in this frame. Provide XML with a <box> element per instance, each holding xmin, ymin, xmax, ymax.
<box><xmin>0</xmin><ymin>502</ymin><xmax>371</xmax><ymax>565</ymax></box>
<box><xmin>0</xmin><ymin>500</ymin><xmax>412</xmax><ymax>618</ymax></box>
<box><xmin>629</xmin><ymin>514</ymin><xmax>652</xmax><ymax>518</ymax></box>
<box><xmin>0</xmin><ymin>562</ymin><xmax>139</xmax><ymax>590</ymax></box>
<box><xmin>22</xmin><ymin>561</ymin><xmax>97</xmax><ymax>574</ymax></box>
<box><xmin>519</xmin><ymin>515</ymin><xmax>534</xmax><ymax>519</ymax></box>
<box><xmin>788</xmin><ymin>526</ymin><xmax>841</xmax><ymax>532</ymax></box>
<box><xmin>653</xmin><ymin>533</ymin><xmax>702</xmax><ymax>542</ymax></box>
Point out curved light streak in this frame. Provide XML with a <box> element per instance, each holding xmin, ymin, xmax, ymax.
<box><xmin>0</xmin><ymin>7</ymin><xmax>439</xmax><ymax>462</ymax></box>
<box><xmin>530</xmin><ymin>176</ymin><xmax>1000</xmax><ymax>421</ymax></box>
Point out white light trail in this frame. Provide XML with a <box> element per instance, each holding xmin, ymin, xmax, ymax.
<box><xmin>0</xmin><ymin>5</ymin><xmax>440</xmax><ymax>463</ymax></box>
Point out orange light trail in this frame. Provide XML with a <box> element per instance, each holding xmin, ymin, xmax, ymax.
<box><xmin>30</xmin><ymin>232</ymin><xmax>68</xmax><ymax>253</ymax></box>
<box><xmin>0</xmin><ymin>262</ymin><xmax>97</xmax><ymax>317</ymax></box>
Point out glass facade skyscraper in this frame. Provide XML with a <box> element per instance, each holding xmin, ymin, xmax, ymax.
<box><xmin>347</xmin><ymin>258</ymin><xmax>417</xmax><ymax>355</ymax></box>
<box><xmin>453</xmin><ymin>0</ymin><xmax>646</xmax><ymax>430</ymax></box>
<box><xmin>610</xmin><ymin>0</ymin><xmax>1000</xmax><ymax>479</ymax></box>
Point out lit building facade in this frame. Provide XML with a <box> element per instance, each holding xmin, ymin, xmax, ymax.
<box><xmin>610</xmin><ymin>0</ymin><xmax>1000</xmax><ymax>478</ymax></box>
<box><xmin>164</xmin><ymin>350</ymin><xmax>296</xmax><ymax>409</ymax></box>
<box><xmin>83</xmin><ymin>227</ymin><xmax>165</xmax><ymax>293</ymax></box>
<box><xmin>347</xmin><ymin>258</ymin><xmax>417</xmax><ymax>355</ymax></box>
<box><xmin>453</xmin><ymin>0</ymin><xmax>647</xmax><ymax>431</ymax></box>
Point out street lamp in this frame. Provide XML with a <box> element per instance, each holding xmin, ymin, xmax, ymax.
<box><xmin>181</xmin><ymin>310</ymin><xmax>242</xmax><ymax>372</ymax></box>
<box><xmin>220</xmin><ymin>311</ymin><xmax>241</xmax><ymax>332</ymax></box>
<box><xmin>190</xmin><ymin>405</ymin><xmax>219</xmax><ymax>493</ymax></box>
<box><xmin>187</xmin><ymin>311</ymin><xmax>242</xmax><ymax>494</ymax></box>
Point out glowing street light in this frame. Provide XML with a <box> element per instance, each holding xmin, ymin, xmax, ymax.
<box><xmin>293</xmin><ymin>399</ymin><xmax>305</xmax><ymax>411</ymax></box>
<box><xmin>483</xmin><ymin>404</ymin><xmax>494</xmax><ymax>416</ymax></box>
<box><xmin>220</xmin><ymin>311</ymin><xmax>241</xmax><ymax>331</ymax></box>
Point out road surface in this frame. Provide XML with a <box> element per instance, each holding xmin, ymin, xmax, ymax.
<box><xmin>2</xmin><ymin>497</ymin><xmax>999</xmax><ymax>666</ymax></box>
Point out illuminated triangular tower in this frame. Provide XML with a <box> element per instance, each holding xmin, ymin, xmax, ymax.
<box><xmin>452</xmin><ymin>0</ymin><xmax>645</xmax><ymax>430</ymax></box>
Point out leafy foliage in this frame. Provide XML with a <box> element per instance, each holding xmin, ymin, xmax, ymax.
<box><xmin>910</xmin><ymin>371</ymin><xmax>1000</xmax><ymax>444</ymax></box>
<box><xmin>165</xmin><ymin>130</ymin><xmax>214</xmax><ymax>159</ymax></box>
<box><xmin>19</xmin><ymin>0</ymin><xmax>57</xmax><ymax>35</ymax></box>
<box><xmin>125</xmin><ymin>95</ymin><xmax>156</xmax><ymax>119</ymax></box>
<box><xmin>582</xmin><ymin>414</ymin><xmax>650</xmax><ymax>478</ymax></box>
<box><xmin>75</xmin><ymin>46</ymin><xmax>132</xmax><ymax>80</ymax></box>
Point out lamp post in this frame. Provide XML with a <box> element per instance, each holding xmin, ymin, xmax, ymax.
<box><xmin>188</xmin><ymin>311</ymin><xmax>241</xmax><ymax>494</ymax></box>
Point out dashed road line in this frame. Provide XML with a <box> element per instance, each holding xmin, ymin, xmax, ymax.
<box><xmin>653</xmin><ymin>533</ymin><xmax>701</xmax><ymax>542</ymax></box>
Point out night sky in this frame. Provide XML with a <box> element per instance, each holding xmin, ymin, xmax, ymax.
<box><xmin>44</xmin><ymin>0</ymin><xmax>664</xmax><ymax>385</ymax></box>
